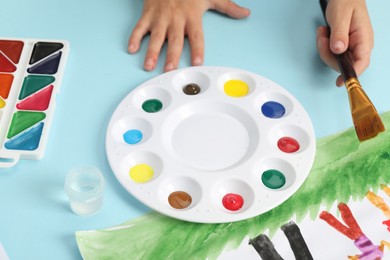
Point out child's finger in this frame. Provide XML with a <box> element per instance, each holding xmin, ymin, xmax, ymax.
<box><xmin>211</xmin><ymin>0</ymin><xmax>250</xmax><ymax>19</ymax></box>
<box><xmin>164</xmin><ymin>22</ymin><xmax>185</xmax><ymax>72</ymax></box>
<box><xmin>316</xmin><ymin>26</ymin><xmax>339</xmax><ymax>71</ymax></box>
<box><xmin>316</xmin><ymin>26</ymin><xmax>344</xmax><ymax>87</ymax></box>
<box><xmin>186</xmin><ymin>15</ymin><xmax>205</xmax><ymax>66</ymax></box>
<box><xmin>144</xmin><ymin>25</ymin><xmax>167</xmax><ymax>71</ymax></box>
<box><xmin>128</xmin><ymin>18</ymin><xmax>150</xmax><ymax>54</ymax></box>
<box><xmin>351</xmin><ymin>45</ymin><xmax>371</xmax><ymax>78</ymax></box>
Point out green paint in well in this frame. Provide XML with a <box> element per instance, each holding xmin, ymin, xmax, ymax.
<box><xmin>19</xmin><ymin>75</ymin><xmax>55</xmax><ymax>100</ymax></box>
<box><xmin>76</xmin><ymin>111</ymin><xmax>390</xmax><ymax>260</ymax></box>
<box><xmin>7</xmin><ymin>111</ymin><xmax>46</xmax><ymax>138</ymax></box>
<box><xmin>261</xmin><ymin>169</ymin><xmax>286</xmax><ymax>189</ymax></box>
<box><xmin>142</xmin><ymin>99</ymin><xmax>163</xmax><ymax>113</ymax></box>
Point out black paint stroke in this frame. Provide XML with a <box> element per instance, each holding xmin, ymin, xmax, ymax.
<box><xmin>249</xmin><ymin>234</ymin><xmax>284</xmax><ymax>260</ymax></box>
<box><xmin>281</xmin><ymin>221</ymin><xmax>313</xmax><ymax>260</ymax></box>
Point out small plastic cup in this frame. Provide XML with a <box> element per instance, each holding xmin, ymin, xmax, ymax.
<box><xmin>64</xmin><ymin>166</ymin><xmax>105</xmax><ymax>216</ymax></box>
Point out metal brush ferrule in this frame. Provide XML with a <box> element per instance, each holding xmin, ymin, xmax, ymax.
<box><xmin>345</xmin><ymin>78</ymin><xmax>362</xmax><ymax>93</ymax></box>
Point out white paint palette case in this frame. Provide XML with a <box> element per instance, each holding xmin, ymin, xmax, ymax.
<box><xmin>0</xmin><ymin>38</ymin><xmax>69</xmax><ymax>168</ymax></box>
<box><xmin>106</xmin><ymin>67</ymin><xmax>316</xmax><ymax>223</ymax></box>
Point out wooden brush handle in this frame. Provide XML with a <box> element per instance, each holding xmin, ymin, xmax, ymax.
<box><xmin>336</xmin><ymin>52</ymin><xmax>357</xmax><ymax>82</ymax></box>
<box><xmin>319</xmin><ymin>0</ymin><xmax>358</xmax><ymax>82</ymax></box>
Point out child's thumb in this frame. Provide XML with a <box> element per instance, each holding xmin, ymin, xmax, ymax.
<box><xmin>326</xmin><ymin>8</ymin><xmax>351</xmax><ymax>54</ymax></box>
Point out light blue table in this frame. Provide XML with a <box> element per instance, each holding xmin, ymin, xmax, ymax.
<box><xmin>1</xmin><ymin>0</ymin><xmax>389</xmax><ymax>259</ymax></box>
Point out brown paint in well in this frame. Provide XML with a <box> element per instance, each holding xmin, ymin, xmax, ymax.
<box><xmin>168</xmin><ymin>191</ymin><xmax>192</xmax><ymax>209</ymax></box>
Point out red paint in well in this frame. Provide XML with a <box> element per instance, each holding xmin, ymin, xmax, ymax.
<box><xmin>0</xmin><ymin>40</ymin><xmax>24</xmax><ymax>64</ymax></box>
<box><xmin>0</xmin><ymin>53</ymin><xmax>16</xmax><ymax>72</ymax></box>
<box><xmin>16</xmin><ymin>85</ymin><xmax>53</xmax><ymax>111</ymax></box>
<box><xmin>222</xmin><ymin>193</ymin><xmax>244</xmax><ymax>211</ymax></box>
<box><xmin>277</xmin><ymin>136</ymin><xmax>300</xmax><ymax>153</ymax></box>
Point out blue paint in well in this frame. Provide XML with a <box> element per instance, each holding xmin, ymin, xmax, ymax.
<box><xmin>123</xmin><ymin>129</ymin><xmax>143</xmax><ymax>144</ymax></box>
<box><xmin>5</xmin><ymin>122</ymin><xmax>44</xmax><ymax>150</ymax></box>
<box><xmin>261</xmin><ymin>101</ymin><xmax>286</xmax><ymax>119</ymax></box>
<box><xmin>27</xmin><ymin>51</ymin><xmax>62</xmax><ymax>75</ymax></box>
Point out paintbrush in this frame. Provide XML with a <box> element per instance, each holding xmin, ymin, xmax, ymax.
<box><xmin>319</xmin><ymin>0</ymin><xmax>385</xmax><ymax>141</ymax></box>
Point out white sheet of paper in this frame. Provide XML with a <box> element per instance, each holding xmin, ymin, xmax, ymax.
<box><xmin>0</xmin><ymin>243</ymin><xmax>10</xmax><ymax>260</ymax></box>
<box><xmin>217</xmin><ymin>190</ymin><xmax>390</xmax><ymax>259</ymax></box>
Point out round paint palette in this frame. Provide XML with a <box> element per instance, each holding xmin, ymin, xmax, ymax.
<box><xmin>106</xmin><ymin>67</ymin><xmax>316</xmax><ymax>223</ymax></box>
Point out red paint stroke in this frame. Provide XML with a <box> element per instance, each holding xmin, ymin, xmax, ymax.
<box><xmin>320</xmin><ymin>203</ymin><xmax>362</xmax><ymax>240</ymax></box>
<box><xmin>16</xmin><ymin>85</ymin><xmax>53</xmax><ymax>111</ymax></box>
<box><xmin>382</xmin><ymin>220</ymin><xmax>390</xmax><ymax>232</ymax></box>
<box><xmin>321</xmin><ymin>202</ymin><xmax>385</xmax><ymax>259</ymax></box>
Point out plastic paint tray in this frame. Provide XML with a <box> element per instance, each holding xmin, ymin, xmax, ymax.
<box><xmin>106</xmin><ymin>67</ymin><xmax>316</xmax><ymax>223</ymax></box>
<box><xmin>0</xmin><ymin>38</ymin><xmax>69</xmax><ymax>168</ymax></box>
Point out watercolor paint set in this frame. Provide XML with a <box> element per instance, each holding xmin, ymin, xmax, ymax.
<box><xmin>0</xmin><ymin>38</ymin><xmax>69</xmax><ymax>168</ymax></box>
<box><xmin>106</xmin><ymin>66</ymin><xmax>316</xmax><ymax>223</ymax></box>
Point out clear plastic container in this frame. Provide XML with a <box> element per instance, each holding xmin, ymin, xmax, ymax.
<box><xmin>65</xmin><ymin>166</ymin><xmax>105</xmax><ymax>216</ymax></box>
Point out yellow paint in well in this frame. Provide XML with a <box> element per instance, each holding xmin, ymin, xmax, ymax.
<box><xmin>223</xmin><ymin>79</ymin><xmax>249</xmax><ymax>97</ymax></box>
<box><xmin>0</xmin><ymin>98</ymin><xmax>5</xmax><ymax>108</ymax></box>
<box><xmin>129</xmin><ymin>163</ymin><xmax>154</xmax><ymax>183</ymax></box>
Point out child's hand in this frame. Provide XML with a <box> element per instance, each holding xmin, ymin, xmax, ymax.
<box><xmin>316</xmin><ymin>0</ymin><xmax>373</xmax><ymax>86</ymax></box>
<box><xmin>128</xmin><ymin>0</ymin><xmax>250</xmax><ymax>72</ymax></box>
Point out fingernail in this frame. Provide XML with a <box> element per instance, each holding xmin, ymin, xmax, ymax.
<box><xmin>145</xmin><ymin>58</ymin><xmax>154</xmax><ymax>66</ymax></box>
<box><xmin>192</xmin><ymin>57</ymin><xmax>202</xmax><ymax>66</ymax></box>
<box><xmin>145</xmin><ymin>58</ymin><xmax>154</xmax><ymax>70</ymax></box>
<box><xmin>333</xmin><ymin>40</ymin><xmax>345</xmax><ymax>53</ymax></box>
<box><xmin>128</xmin><ymin>44</ymin><xmax>135</xmax><ymax>53</ymax></box>
<box><xmin>165</xmin><ymin>63</ymin><xmax>174</xmax><ymax>71</ymax></box>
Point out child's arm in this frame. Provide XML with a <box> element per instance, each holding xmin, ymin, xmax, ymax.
<box><xmin>316</xmin><ymin>0</ymin><xmax>373</xmax><ymax>86</ymax></box>
<box><xmin>128</xmin><ymin>0</ymin><xmax>250</xmax><ymax>72</ymax></box>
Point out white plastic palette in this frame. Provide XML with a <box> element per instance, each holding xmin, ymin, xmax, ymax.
<box><xmin>106</xmin><ymin>67</ymin><xmax>316</xmax><ymax>223</ymax></box>
<box><xmin>0</xmin><ymin>38</ymin><xmax>69</xmax><ymax>168</ymax></box>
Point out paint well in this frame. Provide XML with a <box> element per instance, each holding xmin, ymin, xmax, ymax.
<box><xmin>168</xmin><ymin>191</ymin><xmax>192</xmax><ymax>209</ymax></box>
<box><xmin>142</xmin><ymin>99</ymin><xmax>163</xmax><ymax>113</ymax></box>
<box><xmin>0</xmin><ymin>98</ymin><xmax>5</xmax><ymax>108</ymax></box>
<box><xmin>19</xmin><ymin>75</ymin><xmax>55</xmax><ymax>99</ymax></box>
<box><xmin>0</xmin><ymin>74</ymin><xmax>14</xmax><ymax>99</ymax></box>
<box><xmin>261</xmin><ymin>101</ymin><xmax>286</xmax><ymax>118</ymax></box>
<box><xmin>129</xmin><ymin>164</ymin><xmax>154</xmax><ymax>183</ymax></box>
<box><xmin>223</xmin><ymin>79</ymin><xmax>249</xmax><ymax>97</ymax></box>
<box><xmin>262</xmin><ymin>169</ymin><xmax>286</xmax><ymax>189</ymax></box>
<box><xmin>29</xmin><ymin>42</ymin><xmax>64</xmax><ymax>64</ymax></box>
<box><xmin>123</xmin><ymin>129</ymin><xmax>143</xmax><ymax>144</ymax></box>
<box><xmin>28</xmin><ymin>51</ymin><xmax>62</xmax><ymax>74</ymax></box>
<box><xmin>0</xmin><ymin>40</ymin><xmax>24</xmax><ymax>64</ymax></box>
<box><xmin>0</xmin><ymin>53</ymin><xmax>16</xmax><ymax>72</ymax></box>
<box><xmin>16</xmin><ymin>85</ymin><xmax>53</xmax><ymax>111</ymax></box>
<box><xmin>222</xmin><ymin>193</ymin><xmax>244</xmax><ymax>211</ymax></box>
<box><xmin>183</xmin><ymin>83</ymin><xmax>201</xmax><ymax>95</ymax></box>
<box><xmin>7</xmin><ymin>111</ymin><xmax>46</xmax><ymax>139</ymax></box>
<box><xmin>277</xmin><ymin>137</ymin><xmax>300</xmax><ymax>153</ymax></box>
<box><xmin>5</xmin><ymin>122</ymin><xmax>44</xmax><ymax>151</ymax></box>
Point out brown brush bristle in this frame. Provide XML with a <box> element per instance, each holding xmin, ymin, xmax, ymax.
<box><xmin>355</xmin><ymin>114</ymin><xmax>385</xmax><ymax>141</ymax></box>
<box><xmin>345</xmin><ymin>78</ymin><xmax>385</xmax><ymax>142</ymax></box>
